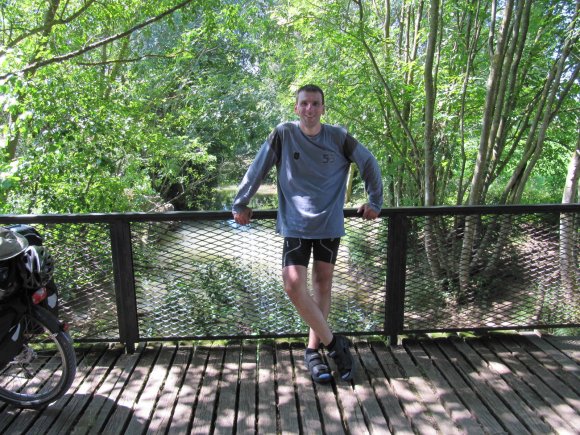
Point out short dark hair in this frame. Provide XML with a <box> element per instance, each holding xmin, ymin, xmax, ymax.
<box><xmin>296</xmin><ymin>84</ymin><xmax>324</xmax><ymax>105</ymax></box>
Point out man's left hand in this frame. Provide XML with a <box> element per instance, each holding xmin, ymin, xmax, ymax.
<box><xmin>357</xmin><ymin>204</ymin><xmax>380</xmax><ymax>220</ymax></box>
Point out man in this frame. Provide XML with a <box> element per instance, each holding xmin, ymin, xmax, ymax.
<box><xmin>232</xmin><ymin>84</ymin><xmax>383</xmax><ymax>383</ymax></box>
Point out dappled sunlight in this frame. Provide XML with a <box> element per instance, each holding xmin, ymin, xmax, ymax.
<box><xmin>2</xmin><ymin>336</ymin><xmax>577</xmax><ymax>433</ymax></box>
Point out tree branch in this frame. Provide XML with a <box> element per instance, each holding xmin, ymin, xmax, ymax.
<box><xmin>6</xmin><ymin>0</ymin><xmax>98</xmax><ymax>49</ymax></box>
<box><xmin>353</xmin><ymin>0</ymin><xmax>418</xmax><ymax>150</ymax></box>
<box><xmin>76</xmin><ymin>52</ymin><xmax>185</xmax><ymax>66</ymax></box>
<box><xmin>0</xmin><ymin>0</ymin><xmax>196</xmax><ymax>80</ymax></box>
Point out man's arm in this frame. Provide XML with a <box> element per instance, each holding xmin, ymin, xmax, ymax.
<box><xmin>349</xmin><ymin>143</ymin><xmax>384</xmax><ymax>217</ymax></box>
<box><xmin>232</xmin><ymin>138</ymin><xmax>278</xmax><ymax>224</ymax></box>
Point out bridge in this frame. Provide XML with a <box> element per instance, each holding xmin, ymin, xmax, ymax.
<box><xmin>0</xmin><ymin>204</ymin><xmax>578</xmax><ymax>433</ymax></box>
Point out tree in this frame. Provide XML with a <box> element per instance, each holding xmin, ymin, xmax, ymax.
<box><xmin>459</xmin><ymin>0</ymin><xmax>579</xmax><ymax>295</ymax></box>
<box><xmin>1</xmin><ymin>0</ymin><xmax>284</xmax><ymax>212</ymax></box>
<box><xmin>560</xmin><ymin>123</ymin><xmax>579</xmax><ymax>302</ymax></box>
<box><xmin>2</xmin><ymin>0</ymin><xmax>577</xmax><ymax>216</ymax></box>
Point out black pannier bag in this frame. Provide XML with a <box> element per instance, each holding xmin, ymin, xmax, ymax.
<box><xmin>0</xmin><ymin>298</ymin><xmax>26</xmax><ymax>369</ymax></box>
<box><xmin>6</xmin><ymin>225</ymin><xmax>59</xmax><ymax>317</ymax></box>
<box><xmin>0</xmin><ymin>228</ymin><xmax>29</xmax><ymax>368</ymax></box>
<box><xmin>44</xmin><ymin>279</ymin><xmax>59</xmax><ymax>317</ymax></box>
<box><xmin>0</xmin><ymin>258</ymin><xmax>19</xmax><ymax>302</ymax></box>
<box><xmin>5</xmin><ymin>224</ymin><xmax>44</xmax><ymax>246</ymax></box>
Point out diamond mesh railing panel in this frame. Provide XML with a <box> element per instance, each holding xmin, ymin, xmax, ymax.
<box><xmin>403</xmin><ymin>212</ymin><xmax>580</xmax><ymax>332</ymax></box>
<box><xmin>34</xmin><ymin>223</ymin><xmax>119</xmax><ymax>341</ymax></box>
<box><xmin>2</xmin><ymin>205</ymin><xmax>576</xmax><ymax>345</ymax></box>
<box><xmin>131</xmin><ymin>217</ymin><xmax>388</xmax><ymax>339</ymax></box>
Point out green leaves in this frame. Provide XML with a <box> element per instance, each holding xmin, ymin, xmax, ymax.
<box><xmin>1</xmin><ymin>0</ymin><xmax>577</xmax><ymax>212</ymax></box>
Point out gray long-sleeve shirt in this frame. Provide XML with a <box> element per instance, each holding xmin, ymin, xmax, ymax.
<box><xmin>232</xmin><ymin>121</ymin><xmax>383</xmax><ymax>238</ymax></box>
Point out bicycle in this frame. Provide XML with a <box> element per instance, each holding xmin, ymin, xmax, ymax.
<box><xmin>0</xmin><ymin>225</ymin><xmax>76</xmax><ymax>409</ymax></box>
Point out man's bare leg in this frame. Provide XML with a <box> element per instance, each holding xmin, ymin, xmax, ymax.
<box><xmin>307</xmin><ymin>260</ymin><xmax>334</xmax><ymax>349</ymax></box>
<box><xmin>282</xmin><ymin>264</ymin><xmax>333</xmax><ymax>346</ymax></box>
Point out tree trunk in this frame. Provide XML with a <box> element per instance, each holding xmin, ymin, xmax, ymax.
<box><xmin>423</xmin><ymin>0</ymin><xmax>442</xmax><ymax>280</ymax></box>
<box><xmin>457</xmin><ymin>0</ymin><xmax>483</xmax><ymax>205</ymax></box>
<box><xmin>459</xmin><ymin>0</ymin><xmax>514</xmax><ymax>295</ymax></box>
<box><xmin>424</xmin><ymin>0</ymin><xmax>438</xmax><ymax>208</ymax></box>
<box><xmin>467</xmin><ymin>0</ymin><xmax>513</xmax><ymax>206</ymax></box>
<box><xmin>560</xmin><ymin>124</ymin><xmax>580</xmax><ymax>304</ymax></box>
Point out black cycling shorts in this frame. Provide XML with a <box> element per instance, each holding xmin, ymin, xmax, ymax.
<box><xmin>282</xmin><ymin>237</ymin><xmax>341</xmax><ymax>268</ymax></box>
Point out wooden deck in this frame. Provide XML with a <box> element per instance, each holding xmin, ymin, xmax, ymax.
<box><xmin>0</xmin><ymin>334</ymin><xmax>579</xmax><ymax>434</ymax></box>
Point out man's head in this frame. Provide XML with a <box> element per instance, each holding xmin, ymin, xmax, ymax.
<box><xmin>295</xmin><ymin>84</ymin><xmax>324</xmax><ymax>105</ymax></box>
<box><xmin>294</xmin><ymin>84</ymin><xmax>325</xmax><ymax>134</ymax></box>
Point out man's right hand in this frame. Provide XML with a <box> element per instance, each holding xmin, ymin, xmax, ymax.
<box><xmin>233</xmin><ymin>207</ymin><xmax>253</xmax><ymax>225</ymax></box>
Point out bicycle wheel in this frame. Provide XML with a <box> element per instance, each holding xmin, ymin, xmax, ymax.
<box><xmin>0</xmin><ymin>307</ymin><xmax>76</xmax><ymax>409</ymax></box>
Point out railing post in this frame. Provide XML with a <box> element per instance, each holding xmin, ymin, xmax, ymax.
<box><xmin>384</xmin><ymin>213</ymin><xmax>408</xmax><ymax>345</ymax></box>
<box><xmin>110</xmin><ymin>219</ymin><xmax>139</xmax><ymax>353</ymax></box>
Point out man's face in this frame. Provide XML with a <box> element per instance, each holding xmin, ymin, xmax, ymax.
<box><xmin>294</xmin><ymin>90</ymin><xmax>325</xmax><ymax>130</ymax></box>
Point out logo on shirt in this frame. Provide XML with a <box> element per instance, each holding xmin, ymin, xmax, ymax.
<box><xmin>322</xmin><ymin>153</ymin><xmax>335</xmax><ymax>164</ymax></box>
<box><xmin>294</xmin><ymin>152</ymin><xmax>300</xmax><ymax>160</ymax></box>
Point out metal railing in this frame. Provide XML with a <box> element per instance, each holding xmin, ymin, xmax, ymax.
<box><xmin>1</xmin><ymin>204</ymin><xmax>578</xmax><ymax>352</ymax></box>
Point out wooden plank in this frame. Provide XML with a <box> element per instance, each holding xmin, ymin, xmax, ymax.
<box><xmin>374</xmin><ymin>341</ymin><xmax>438</xmax><ymax>435</ymax></box>
<box><xmin>472</xmin><ymin>338</ymin><xmax>575</xmax><ymax>434</ymax></box>
<box><xmin>275</xmin><ymin>342</ymin><xmax>300</xmax><ymax>434</ymax></box>
<box><xmin>330</xmin><ymin>344</ymin><xmax>369</xmax><ymax>435</ymax></box>
<box><xmin>169</xmin><ymin>345</ymin><xmax>209</xmax><ymax>434</ymax></box>
<box><xmin>436</xmin><ymin>340</ymin><xmax>529</xmax><ymax>434</ymax></box>
<box><xmin>0</xmin><ymin>347</ymin><xmax>75</xmax><ymax>433</ymax></box>
<box><xmin>21</xmin><ymin>344</ymin><xmax>105</xmax><ymax>435</ymax></box>
<box><xmin>545</xmin><ymin>336</ymin><xmax>580</xmax><ymax>362</ymax></box>
<box><xmin>290</xmin><ymin>344</ymin><xmax>324</xmax><ymax>434</ymax></box>
<box><xmin>214</xmin><ymin>342</ymin><xmax>241</xmax><ymax>434</ymax></box>
<box><xmin>0</xmin><ymin>358</ymin><xmax>44</xmax><ymax>430</ymax></box>
<box><xmin>527</xmin><ymin>335</ymin><xmax>580</xmax><ymax>373</ymax></box>
<box><xmin>190</xmin><ymin>344</ymin><xmax>224</xmax><ymax>434</ymax></box>
<box><xmin>454</xmin><ymin>338</ymin><xmax>551</xmax><ymax>434</ymax></box>
<box><xmin>83</xmin><ymin>345</ymin><xmax>144</xmax><ymax>435</ymax></box>
<box><xmin>147</xmin><ymin>346</ymin><xmax>191</xmax><ymax>434</ymax></box>
<box><xmin>359</xmin><ymin>341</ymin><xmax>413</xmax><ymax>434</ymax></box>
<box><xmin>308</xmin><ymin>349</ymin><xmax>344</xmax><ymax>434</ymax></box>
<box><xmin>101</xmin><ymin>344</ymin><xmax>161</xmax><ymax>435</ymax></box>
<box><xmin>2</xmin><ymin>334</ymin><xmax>579</xmax><ymax>435</ymax></box>
<box><xmin>520</xmin><ymin>336</ymin><xmax>580</xmax><ymax>392</ymax></box>
<box><xmin>0</xmin><ymin>402</ymin><xmax>22</xmax><ymax>432</ymax></box>
<box><xmin>421</xmin><ymin>341</ymin><xmax>505</xmax><ymax>433</ymax></box>
<box><xmin>49</xmin><ymin>345</ymin><xmax>121</xmax><ymax>435</ymax></box>
<box><xmin>405</xmin><ymin>341</ymin><xmax>485</xmax><ymax>435</ymax></box>
<box><xmin>505</xmin><ymin>336</ymin><xmax>580</xmax><ymax>413</ymax></box>
<box><xmin>491</xmin><ymin>337</ymin><xmax>580</xmax><ymax>424</ymax></box>
<box><xmin>334</xmin><ymin>377</ymin><xmax>368</xmax><ymax>435</ymax></box>
<box><xmin>257</xmin><ymin>343</ymin><xmax>277</xmax><ymax>434</ymax></box>
<box><xmin>236</xmin><ymin>343</ymin><xmax>257</xmax><ymax>434</ymax></box>
<box><xmin>350</xmin><ymin>341</ymin><xmax>391</xmax><ymax>435</ymax></box>
<box><xmin>1</xmin><ymin>407</ymin><xmax>38</xmax><ymax>434</ymax></box>
<box><xmin>124</xmin><ymin>345</ymin><xmax>176</xmax><ymax>434</ymax></box>
<box><xmin>391</xmin><ymin>344</ymin><xmax>461</xmax><ymax>435</ymax></box>
<box><xmin>0</xmin><ymin>344</ymin><xmax>97</xmax><ymax>433</ymax></box>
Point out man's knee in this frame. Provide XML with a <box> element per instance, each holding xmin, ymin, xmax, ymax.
<box><xmin>312</xmin><ymin>261</ymin><xmax>334</xmax><ymax>290</ymax></box>
<box><xmin>282</xmin><ymin>265</ymin><xmax>307</xmax><ymax>296</ymax></box>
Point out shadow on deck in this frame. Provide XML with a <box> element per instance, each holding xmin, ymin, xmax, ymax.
<box><xmin>1</xmin><ymin>333</ymin><xmax>579</xmax><ymax>434</ymax></box>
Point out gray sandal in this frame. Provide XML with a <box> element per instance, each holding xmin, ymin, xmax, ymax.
<box><xmin>304</xmin><ymin>351</ymin><xmax>332</xmax><ymax>384</ymax></box>
<box><xmin>327</xmin><ymin>335</ymin><xmax>355</xmax><ymax>381</ymax></box>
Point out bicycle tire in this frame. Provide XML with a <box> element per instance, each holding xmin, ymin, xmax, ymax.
<box><xmin>0</xmin><ymin>306</ymin><xmax>76</xmax><ymax>409</ymax></box>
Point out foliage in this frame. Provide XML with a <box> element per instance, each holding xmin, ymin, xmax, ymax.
<box><xmin>1</xmin><ymin>0</ymin><xmax>283</xmax><ymax>213</ymax></box>
<box><xmin>0</xmin><ymin>0</ymin><xmax>578</xmax><ymax>214</ymax></box>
